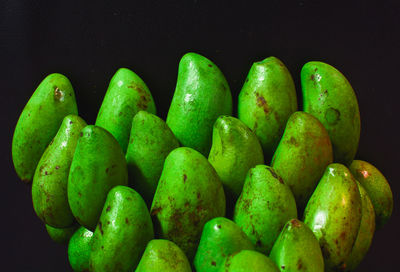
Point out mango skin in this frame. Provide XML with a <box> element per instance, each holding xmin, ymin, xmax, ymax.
<box><xmin>32</xmin><ymin>114</ymin><xmax>86</xmax><ymax>228</ymax></box>
<box><xmin>303</xmin><ymin>163</ymin><xmax>362</xmax><ymax>271</ymax></box>
<box><xmin>271</xmin><ymin>111</ymin><xmax>333</xmax><ymax>213</ymax></box>
<box><xmin>12</xmin><ymin>73</ymin><xmax>78</xmax><ymax>182</ymax></box>
<box><xmin>345</xmin><ymin>182</ymin><xmax>375</xmax><ymax>271</ymax></box>
<box><xmin>126</xmin><ymin>111</ymin><xmax>180</xmax><ymax>206</ymax></box>
<box><xmin>218</xmin><ymin>250</ymin><xmax>280</xmax><ymax>272</ymax></box>
<box><xmin>166</xmin><ymin>52</ymin><xmax>232</xmax><ymax>156</ymax></box>
<box><xmin>68</xmin><ymin>226</ymin><xmax>93</xmax><ymax>272</ymax></box>
<box><xmin>238</xmin><ymin>57</ymin><xmax>297</xmax><ymax>159</ymax></box>
<box><xmin>45</xmin><ymin>224</ymin><xmax>78</xmax><ymax>244</ymax></box>
<box><xmin>234</xmin><ymin>165</ymin><xmax>297</xmax><ymax>254</ymax></box>
<box><xmin>95</xmin><ymin>68</ymin><xmax>156</xmax><ymax>152</ymax></box>
<box><xmin>269</xmin><ymin>219</ymin><xmax>324</xmax><ymax>272</ymax></box>
<box><xmin>135</xmin><ymin>239</ymin><xmax>191</xmax><ymax>272</ymax></box>
<box><xmin>68</xmin><ymin>125</ymin><xmax>128</xmax><ymax>231</ymax></box>
<box><xmin>208</xmin><ymin>116</ymin><xmax>264</xmax><ymax>201</ymax></box>
<box><xmin>194</xmin><ymin>217</ymin><xmax>255</xmax><ymax>272</ymax></box>
<box><xmin>150</xmin><ymin>147</ymin><xmax>226</xmax><ymax>261</ymax></box>
<box><xmin>301</xmin><ymin>61</ymin><xmax>360</xmax><ymax>165</ymax></box>
<box><xmin>90</xmin><ymin>186</ymin><xmax>154</xmax><ymax>272</ymax></box>
<box><xmin>349</xmin><ymin>160</ymin><xmax>393</xmax><ymax>229</ymax></box>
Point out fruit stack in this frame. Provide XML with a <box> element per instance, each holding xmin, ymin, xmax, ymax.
<box><xmin>12</xmin><ymin>52</ymin><xmax>393</xmax><ymax>271</ymax></box>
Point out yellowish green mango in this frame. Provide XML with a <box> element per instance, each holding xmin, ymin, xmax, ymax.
<box><xmin>68</xmin><ymin>226</ymin><xmax>93</xmax><ymax>272</ymax></box>
<box><xmin>32</xmin><ymin>114</ymin><xmax>86</xmax><ymax>228</ymax></box>
<box><xmin>166</xmin><ymin>52</ymin><xmax>232</xmax><ymax>156</ymax></box>
<box><xmin>96</xmin><ymin>68</ymin><xmax>156</xmax><ymax>152</ymax></box>
<box><xmin>12</xmin><ymin>73</ymin><xmax>78</xmax><ymax>182</ymax></box>
<box><xmin>90</xmin><ymin>186</ymin><xmax>154</xmax><ymax>272</ymax></box>
<box><xmin>208</xmin><ymin>116</ymin><xmax>264</xmax><ymax>206</ymax></box>
<box><xmin>303</xmin><ymin>163</ymin><xmax>362</xmax><ymax>271</ymax></box>
<box><xmin>194</xmin><ymin>217</ymin><xmax>255</xmax><ymax>272</ymax></box>
<box><xmin>45</xmin><ymin>223</ymin><xmax>78</xmax><ymax>244</ymax></box>
<box><xmin>238</xmin><ymin>56</ymin><xmax>297</xmax><ymax>160</ymax></box>
<box><xmin>68</xmin><ymin>125</ymin><xmax>128</xmax><ymax>230</ymax></box>
<box><xmin>136</xmin><ymin>239</ymin><xmax>191</xmax><ymax>272</ymax></box>
<box><xmin>150</xmin><ymin>147</ymin><xmax>225</xmax><ymax>260</ymax></box>
<box><xmin>345</xmin><ymin>181</ymin><xmax>375</xmax><ymax>271</ymax></box>
<box><xmin>218</xmin><ymin>250</ymin><xmax>280</xmax><ymax>272</ymax></box>
<box><xmin>126</xmin><ymin>111</ymin><xmax>179</xmax><ymax>206</ymax></box>
<box><xmin>271</xmin><ymin>111</ymin><xmax>333</xmax><ymax>213</ymax></box>
<box><xmin>269</xmin><ymin>219</ymin><xmax>324</xmax><ymax>272</ymax></box>
<box><xmin>234</xmin><ymin>165</ymin><xmax>297</xmax><ymax>254</ymax></box>
<box><xmin>349</xmin><ymin>160</ymin><xmax>393</xmax><ymax>229</ymax></box>
<box><xmin>301</xmin><ymin>62</ymin><xmax>360</xmax><ymax>165</ymax></box>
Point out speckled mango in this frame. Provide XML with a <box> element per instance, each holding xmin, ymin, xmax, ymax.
<box><xmin>238</xmin><ymin>57</ymin><xmax>297</xmax><ymax>160</ymax></box>
<box><xmin>150</xmin><ymin>147</ymin><xmax>225</xmax><ymax>261</ymax></box>
<box><xmin>269</xmin><ymin>219</ymin><xmax>324</xmax><ymax>272</ymax></box>
<box><xmin>349</xmin><ymin>160</ymin><xmax>393</xmax><ymax>229</ymax></box>
<box><xmin>135</xmin><ymin>239</ymin><xmax>191</xmax><ymax>272</ymax></box>
<box><xmin>68</xmin><ymin>226</ymin><xmax>93</xmax><ymax>272</ymax></box>
<box><xmin>90</xmin><ymin>186</ymin><xmax>154</xmax><ymax>272</ymax></box>
<box><xmin>208</xmin><ymin>116</ymin><xmax>264</xmax><ymax>206</ymax></box>
<box><xmin>68</xmin><ymin>125</ymin><xmax>128</xmax><ymax>230</ymax></box>
<box><xmin>126</xmin><ymin>111</ymin><xmax>180</xmax><ymax>206</ymax></box>
<box><xmin>95</xmin><ymin>68</ymin><xmax>156</xmax><ymax>152</ymax></box>
<box><xmin>12</xmin><ymin>73</ymin><xmax>78</xmax><ymax>183</ymax></box>
<box><xmin>271</xmin><ymin>111</ymin><xmax>333</xmax><ymax>213</ymax></box>
<box><xmin>303</xmin><ymin>163</ymin><xmax>362</xmax><ymax>271</ymax></box>
<box><xmin>345</xmin><ymin>181</ymin><xmax>375</xmax><ymax>271</ymax></box>
<box><xmin>218</xmin><ymin>250</ymin><xmax>280</xmax><ymax>272</ymax></box>
<box><xmin>32</xmin><ymin>114</ymin><xmax>86</xmax><ymax>228</ymax></box>
<box><xmin>234</xmin><ymin>165</ymin><xmax>297</xmax><ymax>254</ymax></box>
<box><xmin>301</xmin><ymin>61</ymin><xmax>360</xmax><ymax>165</ymax></box>
<box><xmin>194</xmin><ymin>217</ymin><xmax>255</xmax><ymax>272</ymax></box>
<box><xmin>166</xmin><ymin>52</ymin><xmax>232</xmax><ymax>156</ymax></box>
<box><xmin>45</xmin><ymin>223</ymin><xmax>78</xmax><ymax>244</ymax></box>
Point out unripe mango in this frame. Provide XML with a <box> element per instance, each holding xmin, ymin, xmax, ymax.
<box><xmin>90</xmin><ymin>186</ymin><xmax>154</xmax><ymax>272</ymax></box>
<box><xmin>238</xmin><ymin>56</ymin><xmax>297</xmax><ymax>160</ymax></box>
<box><xmin>32</xmin><ymin>114</ymin><xmax>86</xmax><ymax>228</ymax></box>
<box><xmin>68</xmin><ymin>125</ymin><xmax>128</xmax><ymax>230</ymax></box>
<box><xmin>301</xmin><ymin>62</ymin><xmax>360</xmax><ymax>165</ymax></box>
<box><xmin>68</xmin><ymin>226</ymin><xmax>93</xmax><ymax>272</ymax></box>
<box><xmin>166</xmin><ymin>52</ymin><xmax>232</xmax><ymax>156</ymax></box>
<box><xmin>12</xmin><ymin>73</ymin><xmax>78</xmax><ymax>182</ymax></box>
<box><xmin>151</xmin><ymin>147</ymin><xmax>225</xmax><ymax>260</ymax></box>
<box><xmin>95</xmin><ymin>68</ymin><xmax>156</xmax><ymax>152</ymax></box>
<box><xmin>218</xmin><ymin>250</ymin><xmax>280</xmax><ymax>272</ymax></box>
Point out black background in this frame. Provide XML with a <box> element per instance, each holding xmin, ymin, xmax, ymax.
<box><xmin>1</xmin><ymin>0</ymin><xmax>399</xmax><ymax>271</ymax></box>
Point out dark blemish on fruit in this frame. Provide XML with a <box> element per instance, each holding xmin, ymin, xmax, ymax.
<box><xmin>217</xmin><ymin>224</ymin><xmax>222</xmax><ymax>229</ymax></box>
<box><xmin>211</xmin><ymin>261</ymin><xmax>216</xmax><ymax>266</ymax></box>
<box><xmin>208</xmin><ymin>64</ymin><xmax>213</xmax><ymax>68</ymax></box>
<box><xmin>54</xmin><ymin>87</ymin><xmax>64</xmax><ymax>101</ymax></box>
<box><xmin>245</xmin><ymin>78</ymin><xmax>249</xmax><ymax>83</ymax></box>
<box><xmin>125</xmin><ymin>218</ymin><xmax>129</xmax><ymax>224</ymax></box>
<box><xmin>325</xmin><ymin>107</ymin><xmax>341</xmax><ymax>125</ymax></box>
<box><xmin>78</xmin><ymin>192</ymin><xmax>82</xmax><ymax>197</ymax></box>
<box><xmin>297</xmin><ymin>259</ymin><xmax>303</xmax><ymax>270</ymax></box>
<box><xmin>98</xmin><ymin>221</ymin><xmax>104</xmax><ymax>235</ymax></box>
<box><xmin>255</xmin><ymin>92</ymin><xmax>269</xmax><ymax>114</ymax></box>
<box><xmin>266</xmin><ymin>167</ymin><xmax>278</xmax><ymax>179</ymax></box>
<box><xmin>290</xmin><ymin>219</ymin><xmax>301</xmax><ymax>227</ymax></box>
<box><xmin>340</xmin><ymin>231</ymin><xmax>346</xmax><ymax>240</ymax></box>
<box><xmin>69</xmin><ymin>121</ymin><xmax>73</xmax><ymax>124</ymax></box>
<box><xmin>80</xmin><ymin>132</ymin><xmax>83</xmax><ymax>137</ymax></box>
<box><xmin>101</xmin><ymin>245</ymin><xmax>104</xmax><ymax>250</ymax></box>
<box><xmin>281</xmin><ymin>265</ymin><xmax>286</xmax><ymax>269</ymax></box>
<box><xmin>106</xmin><ymin>206</ymin><xmax>111</xmax><ymax>212</ymax></box>
<box><xmin>183</xmin><ymin>174</ymin><xmax>187</xmax><ymax>183</ymax></box>
<box><xmin>151</xmin><ymin>207</ymin><xmax>162</xmax><ymax>216</ymax></box>
<box><xmin>311</xmin><ymin>74</ymin><xmax>315</xmax><ymax>80</ymax></box>
<box><xmin>184</xmin><ymin>201</ymin><xmax>190</xmax><ymax>207</ymax></box>
<box><xmin>55</xmin><ymin>166</ymin><xmax>60</xmax><ymax>170</ymax></box>
<box><xmin>45</xmin><ymin>171</ymin><xmax>48</xmax><ymax>175</ymax></box>
<box><xmin>197</xmin><ymin>192</ymin><xmax>201</xmax><ymax>199</ymax></box>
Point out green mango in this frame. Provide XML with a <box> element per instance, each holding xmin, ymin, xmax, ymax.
<box><xmin>194</xmin><ymin>217</ymin><xmax>255</xmax><ymax>272</ymax></box>
<box><xmin>301</xmin><ymin>61</ymin><xmax>360</xmax><ymax>165</ymax></box>
<box><xmin>95</xmin><ymin>68</ymin><xmax>156</xmax><ymax>152</ymax></box>
<box><xmin>269</xmin><ymin>219</ymin><xmax>324</xmax><ymax>272</ymax></box>
<box><xmin>345</xmin><ymin>181</ymin><xmax>375</xmax><ymax>271</ymax></box>
<box><xmin>150</xmin><ymin>147</ymin><xmax>225</xmax><ymax>260</ymax></box>
<box><xmin>238</xmin><ymin>56</ymin><xmax>297</xmax><ymax>159</ymax></box>
<box><xmin>303</xmin><ymin>163</ymin><xmax>362</xmax><ymax>271</ymax></box>
<box><xmin>68</xmin><ymin>125</ymin><xmax>128</xmax><ymax>230</ymax></box>
<box><xmin>166</xmin><ymin>52</ymin><xmax>232</xmax><ymax>156</ymax></box>
<box><xmin>90</xmin><ymin>186</ymin><xmax>154</xmax><ymax>272</ymax></box>
<box><xmin>68</xmin><ymin>226</ymin><xmax>93</xmax><ymax>272</ymax></box>
<box><xmin>12</xmin><ymin>73</ymin><xmax>78</xmax><ymax>183</ymax></box>
<box><xmin>234</xmin><ymin>165</ymin><xmax>297</xmax><ymax>254</ymax></box>
<box><xmin>208</xmin><ymin>116</ymin><xmax>264</xmax><ymax>203</ymax></box>
<box><xmin>135</xmin><ymin>239</ymin><xmax>191</xmax><ymax>272</ymax></box>
<box><xmin>218</xmin><ymin>250</ymin><xmax>280</xmax><ymax>272</ymax></box>
<box><xmin>45</xmin><ymin>223</ymin><xmax>78</xmax><ymax>244</ymax></box>
<box><xmin>271</xmin><ymin>111</ymin><xmax>333</xmax><ymax>213</ymax></box>
<box><xmin>32</xmin><ymin>114</ymin><xmax>86</xmax><ymax>228</ymax></box>
<box><xmin>349</xmin><ymin>160</ymin><xmax>393</xmax><ymax>229</ymax></box>
<box><xmin>126</xmin><ymin>111</ymin><xmax>180</xmax><ymax>206</ymax></box>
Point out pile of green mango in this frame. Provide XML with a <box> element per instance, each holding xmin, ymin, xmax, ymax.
<box><xmin>12</xmin><ymin>52</ymin><xmax>393</xmax><ymax>272</ymax></box>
